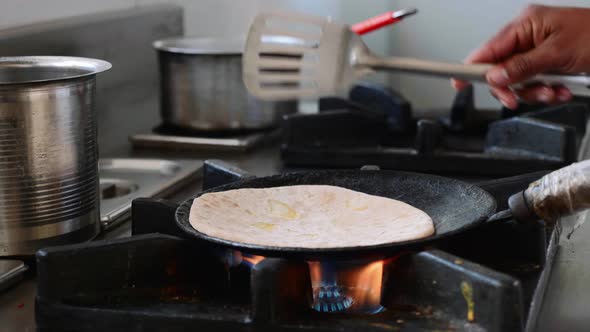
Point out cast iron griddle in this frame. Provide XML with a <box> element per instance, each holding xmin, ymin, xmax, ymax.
<box><xmin>175</xmin><ymin>170</ymin><xmax>496</xmax><ymax>260</ymax></box>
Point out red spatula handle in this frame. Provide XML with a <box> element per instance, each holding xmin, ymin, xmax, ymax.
<box><xmin>351</xmin><ymin>8</ymin><xmax>417</xmax><ymax>35</ymax></box>
<box><xmin>351</xmin><ymin>12</ymin><xmax>401</xmax><ymax>35</ymax></box>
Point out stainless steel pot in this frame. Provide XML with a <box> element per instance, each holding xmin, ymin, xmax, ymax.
<box><xmin>153</xmin><ymin>38</ymin><xmax>296</xmax><ymax>131</ymax></box>
<box><xmin>0</xmin><ymin>56</ymin><xmax>111</xmax><ymax>255</ymax></box>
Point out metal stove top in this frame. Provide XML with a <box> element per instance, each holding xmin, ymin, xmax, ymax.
<box><xmin>129</xmin><ymin>124</ymin><xmax>281</xmax><ymax>152</ymax></box>
<box><xmin>99</xmin><ymin>158</ymin><xmax>202</xmax><ymax>230</ymax></box>
<box><xmin>33</xmin><ymin>160</ymin><xmax>559</xmax><ymax>332</ymax></box>
<box><xmin>0</xmin><ymin>158</ymin><xmax>202</xmax><ymax>296</ymax></box>
<box><xmin>282</xmin><ymin>83</ymin><xmax>590</xmax><ymax>176</ymax></box>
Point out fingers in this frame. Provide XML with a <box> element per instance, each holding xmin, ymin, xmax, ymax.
<box><xmin>466</xmin><ymin>5</ymin><xmax>553</xmax><ymax>65</ymax></box>
<box><xmin>554</xmin><ymin>85</ymin><xmax>573</xmax><ymax>102</ymax></box>
<box><xmin>464</xmin><ymin>21</ymin><xmax>520</xmax><ymax>64</ymax></box>
<box><xmin>484</xmin><ymin>42</ymin><xmax>567</xmax><ymax>109</ymax></box>
<box><xmin>490</xmin><ymin>87</ymin><xmax>519</xmax><ymax>110</ymax></box>
<box><xmin>493</xmin><ymin>84</ymin><xmax>573</xmax><ymax>109</ymax></box>
<box><xmin>452</xmin><ymin>4</ymin><xmax>577</xmax><ymax>108</ymax></box>
<box><xmin>515</xmin><ymin>85</ymin><xmax>556</xmax><ymax>104</ymax></box>
<box><xmin>486</xmin><ymin>44</ymin><xmax>561</xmax><ymax>86</ymax></box>
<box><xmin>452</xmin><ymin>19</ymin><xmax>521</xmax><ymax>90</ymax></box>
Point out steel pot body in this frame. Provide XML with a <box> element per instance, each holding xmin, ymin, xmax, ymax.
<box><xmin>0</xmin><ymin>56</ymin><xmax>111</xmax><ymax>255</ymax></box>
<box><xmin>155</xmin><ymin>38</ymin><xmax>296</xmax><ymax>131</ymax></box>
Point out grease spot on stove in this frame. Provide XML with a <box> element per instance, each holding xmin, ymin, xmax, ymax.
<box><xmin>460</xmin><ymin>281</ymin><xmax>475</xmax><ymax>322</ymax></box>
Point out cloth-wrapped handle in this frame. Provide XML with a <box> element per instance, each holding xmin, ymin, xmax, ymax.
<box><xmin>525</xmin><ymin>160</ymin><xmax>590</xmax><ymax>221</ymax></box>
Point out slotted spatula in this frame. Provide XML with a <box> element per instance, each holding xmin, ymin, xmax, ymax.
<box><xmin>243</xmin><ymin>11</ymin><xmax>590</xmax><ymax>100</ymax></box>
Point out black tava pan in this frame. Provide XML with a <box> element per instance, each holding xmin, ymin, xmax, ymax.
<box><xmin>176</xmin><ymin>160</ymin><xmax>590</xmax><ymax>260</ymax></box>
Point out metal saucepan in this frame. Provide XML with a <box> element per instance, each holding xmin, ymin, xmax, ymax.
<box><xmin>174</xmin><ymin>160</ymin><xmax>590</xmax><ymax>260</ymax></box>
<box><xmin>0</xmin><ymin>56</ymin><xmax>111</xmax><ymax>256</ymax></box>
<box><xmin>153</xmin><ymin>37</ymin><xmax>297</xmax><ymax>131</ymax></box>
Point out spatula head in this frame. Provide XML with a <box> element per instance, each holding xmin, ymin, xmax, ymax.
<box><xmin>243</xmin><ymin>11</ymin><xmax>364</xmax><ymax>101</ymax></box>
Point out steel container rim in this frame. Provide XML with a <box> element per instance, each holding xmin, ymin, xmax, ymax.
<box><xmin>0</xmin><ymin>56</ymin><xmax>112</xmax><ymax>85</ymax></box>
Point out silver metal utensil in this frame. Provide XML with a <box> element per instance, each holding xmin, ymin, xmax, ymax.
<box><xmin>243</xmin><ymin>11</ymin><xmax>590</xmax><ymax>101</ymax></box>
<box><xmin>0</xmin><ymin>56</ymin><xmax>111</xmax><ymax>256</ymax></box>
<box><xmin>154</xmin><ymin>37</ymin><xmax>296</xmax><ymax>130</ymax></box>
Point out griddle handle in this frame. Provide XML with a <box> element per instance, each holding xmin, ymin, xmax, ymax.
<box><xmin>510</xmin><ymin>160</ymin><xmax>590</xmax><ymax>223</ymax></box>
<box><xmin>507</xmin><ymin>191</ymin><xmax>538</xmax><ymax>223</ymax></box>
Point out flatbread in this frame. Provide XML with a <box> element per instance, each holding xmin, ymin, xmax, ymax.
<box><xmin>189</xmin><ymin>185</ymin><xmax>435</xmax><ymax>248</ymax></box>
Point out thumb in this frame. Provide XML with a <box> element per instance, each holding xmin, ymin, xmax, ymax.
<box><xmin>486</xmin><ymin>45</ymin><xmax>559</xmax><ymax>86</ymax></box>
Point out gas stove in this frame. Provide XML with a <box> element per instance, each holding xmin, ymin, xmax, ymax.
<box><xmin>282</xmin><ymin>83</ymin><xmax>590</xmax><ymax>176</ymax></box>
<box><xmin>1</xmin><ymin>6</ymin><xmax>588</xmax><ymax>331</ymax></box>
<box><xmin>35</xmin><ymin>160</ymin><xmax>558</xmax><ymax>332</ymax></box>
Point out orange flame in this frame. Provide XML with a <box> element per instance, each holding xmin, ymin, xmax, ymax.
<box><xmin>227</xmin><ymin>250</ymin><xmax>265</xmax><ymax>267</ymax></box>
<box><xmin>309</xmin><ymin>261</ymin><xmax>322</xmax><ymax>285</ymax></box>
<box><xmin>228</xmin><ymin>250</ymin><xmax>266</xmax><ymax>267</ymax></box>
<box><xmin>242</xmin><ymin>254</ymin><xmax>265</xmax><ymax>266</ymax></box>
<box><xmin>308</xmin><ymin>259</ymin><xmax>385</xmax><ymax>313</ymax></box>
<box><xmin>352</xmin><ymin>260</ymin><xmax>384</xmax><ymax>308</ymax></box>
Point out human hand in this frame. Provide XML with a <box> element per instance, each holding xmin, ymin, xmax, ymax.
<box><xmin>452</xmin><ymin>5</ymin><xmax>590</xmax><ymax>109</ymax></box>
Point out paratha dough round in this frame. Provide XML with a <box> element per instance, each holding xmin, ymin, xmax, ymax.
<box><xmin>189</xmin><ymin>185</ymin><xmax>434</xmax><ymax>248</ymax></box>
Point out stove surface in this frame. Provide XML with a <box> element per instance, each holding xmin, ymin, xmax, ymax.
<box><xmin>130</xmin><ymin>125</ymin><xmax>281</xmax><ymax>152</ymax></box>
<box><xmin>1</xmin><ymin>142</ymin><xmax>589</xmax><ymax>332</ymax></box>
<box><xmin>99</xmin><ymin>158</ymin><xmax>202</xmax><ymax>230</ymax></box>
<box><xmin>282</xmin><ymin>83</ymin><xmax>590</xmax><ymax>176</ymax></box>
<box><xmin>34</xmin><ymin>160</ymin><xmax>559</xmax><ymax>332</ymax></box>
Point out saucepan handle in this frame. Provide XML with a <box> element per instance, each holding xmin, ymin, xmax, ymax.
<box><xmin>363</xmin><ymin>56</ymin><xmax>590</xmax><ymax>89</ymax></box>
<box><xmin>522</xmin><ymin>159</ymin><xmax>590</xmax><ymax>222</ymax></box>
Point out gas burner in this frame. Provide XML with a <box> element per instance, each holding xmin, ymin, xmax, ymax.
<box><xmin>312</xmin><ymin>285</ymin><xmax>353</xmax><ymax>313</ymax></box>
<box><xmin>281</xmin><ymin>82</ymin><xmax>590</xmax><ymax>176</ymax></box>
<box><xmin>36</xmin><ymin>160</ymin><xmax>560</xmax><ymax>332</ymax></box>
<box><xmin>308</xmin><ymin>259</ymin><xmax>387</xmax><ymax>314</ymax></box>
<box><xmin>129</xmin><ymin>124</ymin><xmax>280</xmax><ymax>152</ymax></box>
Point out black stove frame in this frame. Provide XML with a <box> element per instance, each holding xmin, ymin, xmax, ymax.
<box><xmin>36</xmin><ymin>161</ymin><xmax>559</xmax><ymax>332</ymax></box>
<box><xmin>281</xmin><ymin>84</ymin><xmax>590</xmax><ymax>176</ymax></box>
